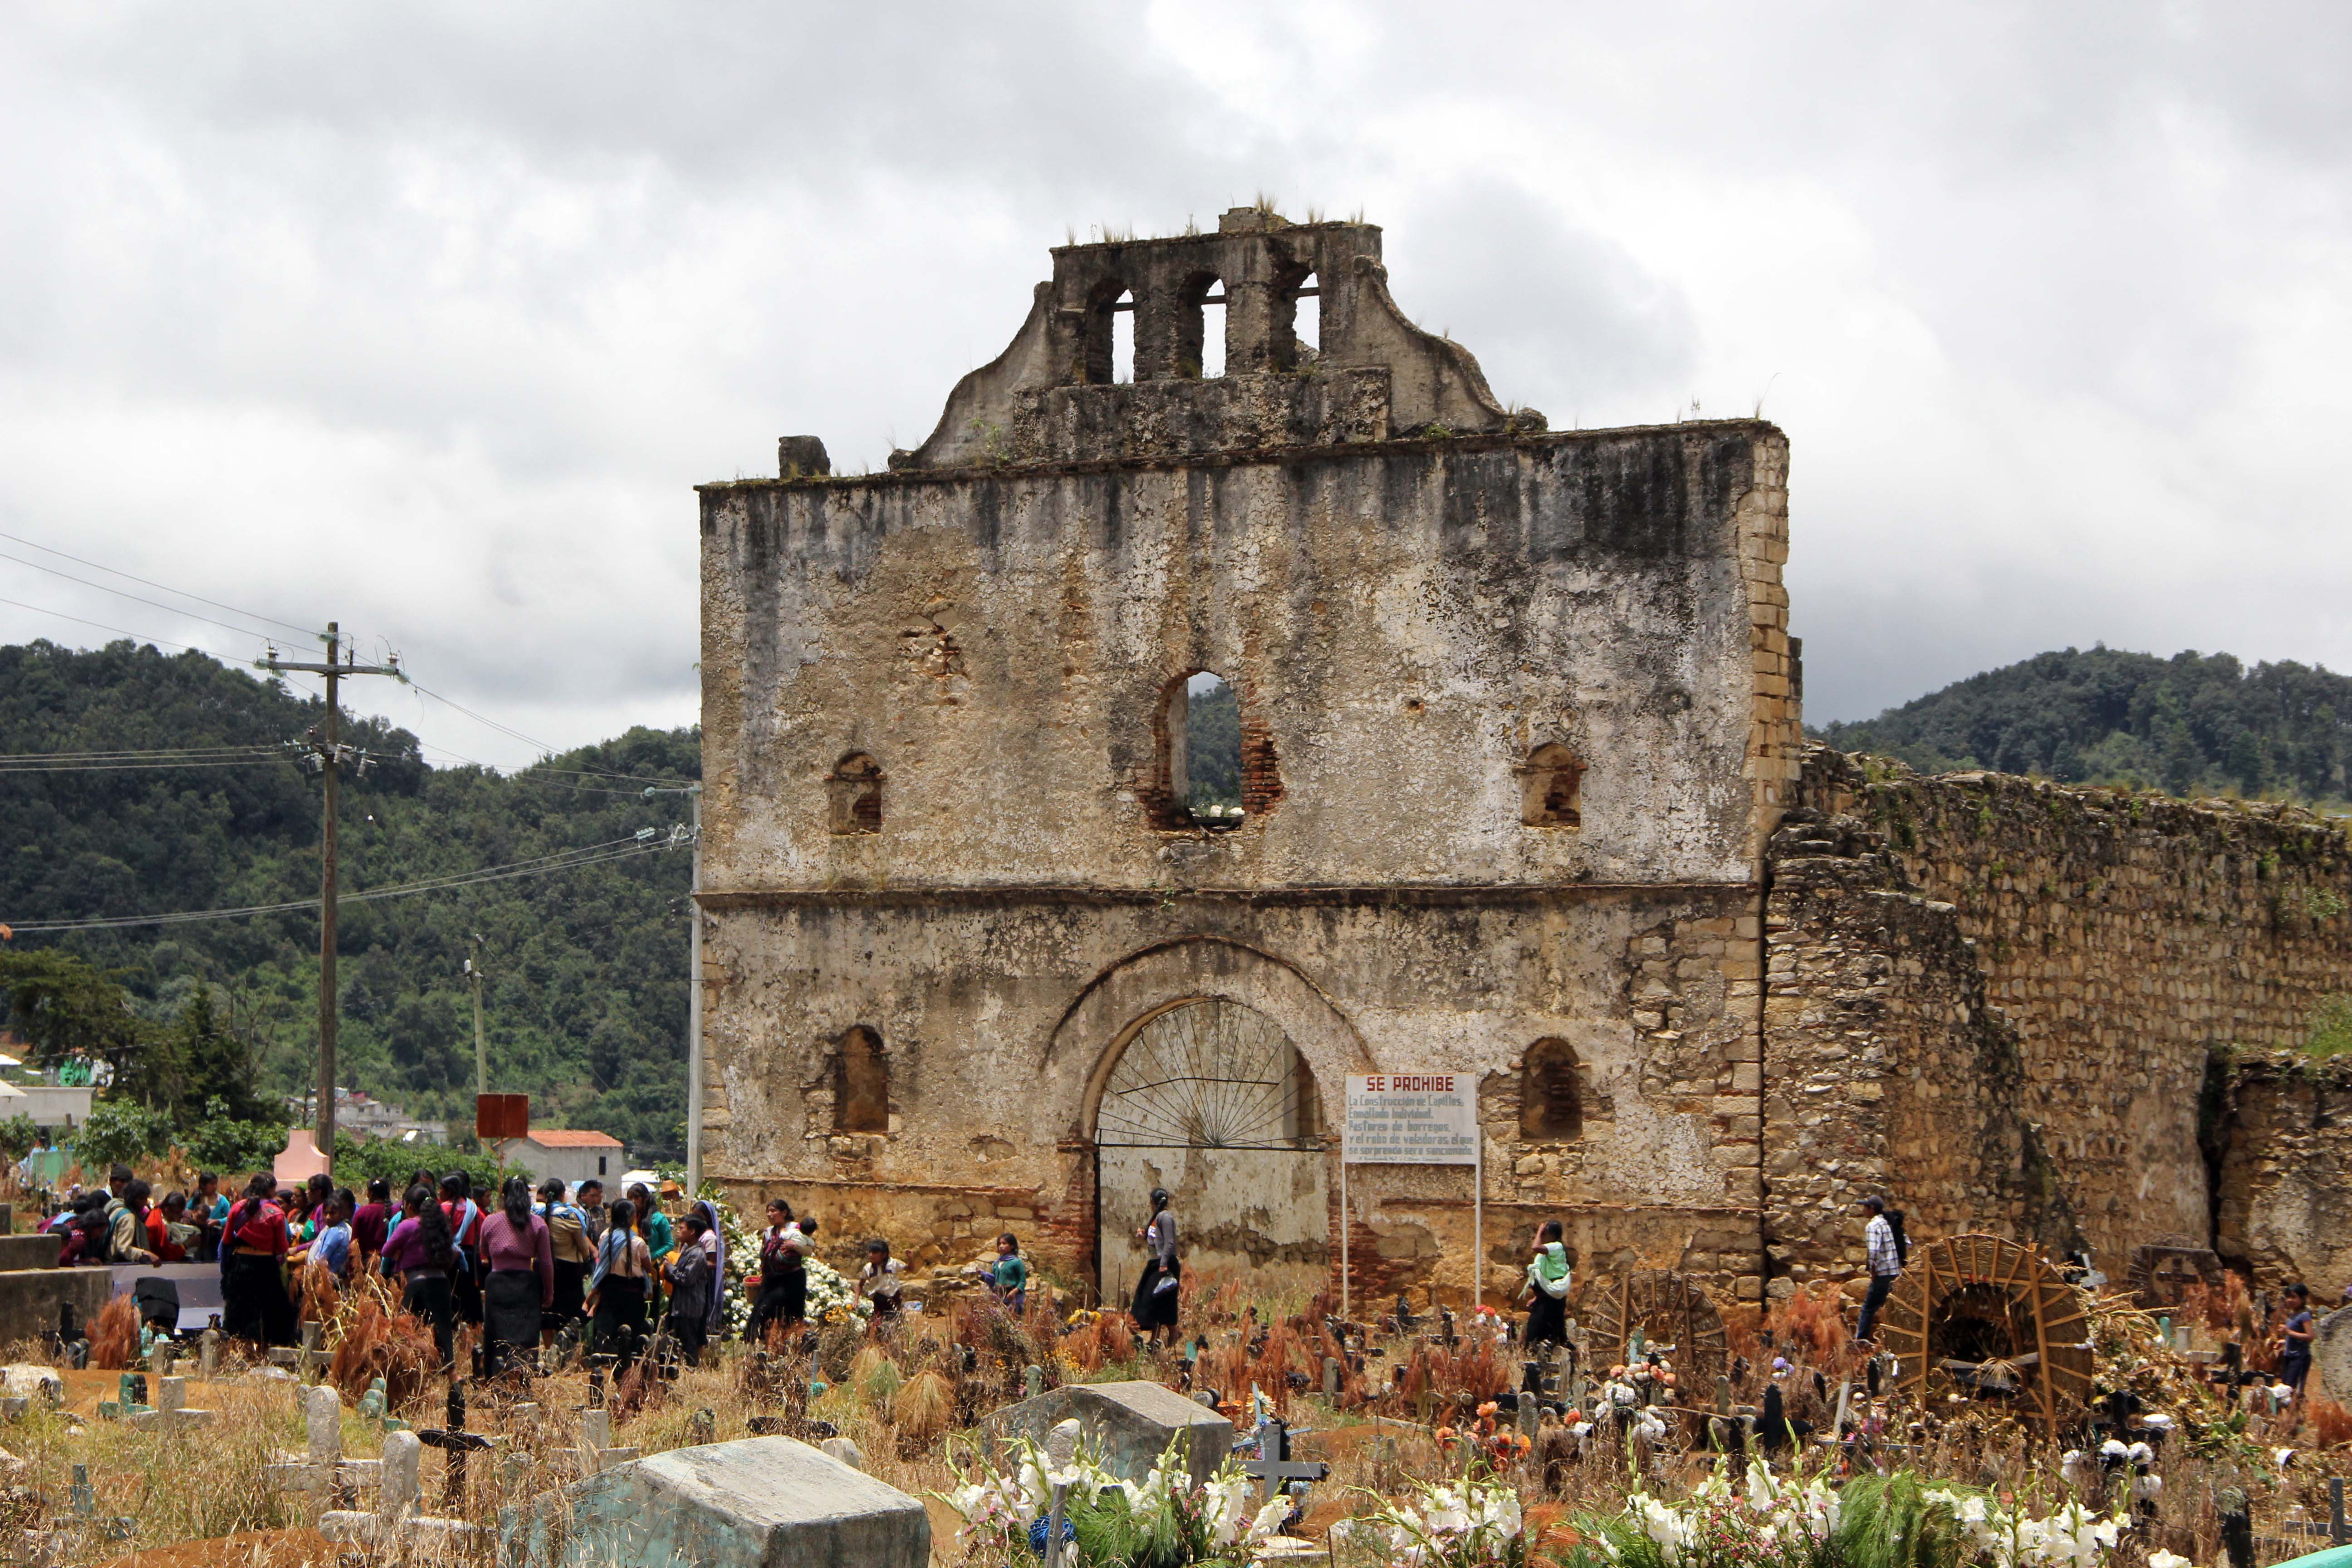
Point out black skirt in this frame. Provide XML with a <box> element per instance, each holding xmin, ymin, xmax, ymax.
<box><xmin>1525</xmin><ymin>1289</ymin><xmax>1568</xmax><ymax>1345</ymax></box>
<box><xmin>1132</xmin><ymin>1258</ymin><xmax>1181</xmax><ymax>1330</ymax></box>
<box><xmin>222</xmin><ymin>1251</ymin><xmax>295</xmax><ymax>1347</ymax></box>
<box><xmin>484</xmin><ymin>1268</ymin><xmax>542</xmax><ymax>1352</ymax></box>
<box><xmin>550</xmin><ymin>1259</ymin><xmax>587</xmax><ymax>1325</ymax></box>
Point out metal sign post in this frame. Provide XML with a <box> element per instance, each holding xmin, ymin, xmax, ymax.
<box><xmin>1343</xmin><ymin>1073</ymin><xmax>1480</xmax><ymax>1319</ymax></box>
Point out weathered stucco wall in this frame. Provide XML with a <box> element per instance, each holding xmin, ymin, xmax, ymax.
<box><xmin>697</xmin><ymin>892</ymin><xmax>1768</xmax><ymax>1306</ymax></box>
<box><xmin>699</xmin><ymin>426</ymin><xmax>1789</xmax><ymax>896</ymax></box>
<box><xmin>1784</xmin><ymin>746</ymin><xmax>2352</xmax><ymax>1278</ymax></box>
<box><xmin>695</xmin><ymin>416</ymin><xmax>1791</xmax><ymax>1309</ymax></box>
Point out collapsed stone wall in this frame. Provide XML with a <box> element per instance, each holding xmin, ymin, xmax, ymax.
<box><xmin>2212</xmin><ymin>1052</ymin><xmax>2352</xmax><ymax>1290</ymax></box>
<box><xmin>1787</xmin><ymin>745</ymin><xmax>2352</xmax><ymax>1276</ymax></box>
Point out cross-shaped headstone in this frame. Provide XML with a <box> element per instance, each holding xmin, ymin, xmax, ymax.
<box><xmin>128</xmin><ymin>1376</ymin><xmax>216</xmax><ymax>1434</ymax></box>
<box><xmin>575</xmin><ymin>1405</ymin><xmax>641</xmax><ymax>1475</ymax></box>
<box><xmin>270</xmin><ymin>1321</ymin><xmax>333</xmax><ymax>1382</ymax></box>
<box><xmin>318</xmin><ymin>1429</ymin><xmax>488</xmax><ymax>1552</ymax></box>
<box><xmin>416</xmin><ymin>1382</ymin><xmax>492</xmax><ymax>1511</ymax></box>
<box><xmin>1240</xmin><ymin>1418</ymin><xmax>1328</xmax><ymax>1506</ymax></box>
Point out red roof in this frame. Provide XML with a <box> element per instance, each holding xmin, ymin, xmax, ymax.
<box><xmin>519</xmin><ymin>1129</ymin><xmax>622</xmax><ymax>1148</ymax></box>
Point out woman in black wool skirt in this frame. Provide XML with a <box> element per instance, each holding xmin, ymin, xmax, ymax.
<box><xmin>1522</xmin><ymin>1219</ymin><xmax>1572</xmax><ymax>1348</ymax></box>
<box><xmin>1130</xmin><ymin>1186</ymin><xmax>1181</xmax><ymax>1348</ymax></box>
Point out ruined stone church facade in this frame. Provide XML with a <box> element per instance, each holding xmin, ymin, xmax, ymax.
<box><xmin>695</xmin><ymin>211</ymin><xmax>2352</xmax><ymax>1312</ymax></box>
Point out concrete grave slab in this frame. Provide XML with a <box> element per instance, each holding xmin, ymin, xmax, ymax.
<box><xmin>500</xmin><ymin>1435</ymin><xmax>929</xmax><ymax>1568</ymax></box>
<box><xmin>985</xmin><ymin>1379</ymin><xmax>1235</xmax><ymax>1489</ymax></box>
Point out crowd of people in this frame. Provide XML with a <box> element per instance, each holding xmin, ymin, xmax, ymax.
<box><xmin>24</xmin><ymin>1164</ymin><xmax>1001</xmax><ymax>1383</ymax></box>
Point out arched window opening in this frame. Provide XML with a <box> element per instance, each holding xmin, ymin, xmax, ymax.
<box><xmin>834</xmin><ymin>1025</ymin><xmax>889</xmax><ymax>1134</ymax></box>
<box><xmin>1520</xmin><ymin>1037</ymin><xmax>1583</xmax><ymax>1142</ymax></box>
<box><xmin>827</xmin><ymin>752</ymin><xmax>884</xmax><ymax>834</ymax></box>
<box><xmin>1083</xmin><ymin>280</ymin><xmax>1132</xmax><ymax>385</ymax></box>
<box><xmin>1521</xmin><ymin>743</ymin><xmax>1583</xmax><ymax>828</ymax></box>
<box><xmin>1274</xmin><ymin>270</ymin><xmax>1321</xmax><ymax>370</ymax></box>
<box><xmin>1176</xmin><ymin>273</ymin><xmax>1227</xmax><ymax>379</ymax></box>
<box><xmin>1112</xmin><ymin>289</ymin><xmax>1136</xmax><ymax>384</ymax></box>
<box><xmin>1153</xmin><ymin>670</ymin><xmax>1244</xmax><ymax>830</ymax></box>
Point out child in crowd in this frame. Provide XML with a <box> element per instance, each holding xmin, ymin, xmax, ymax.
<box><xmin>986</xmin><ymin>1232</ymin><xmax>1028</xmax><ymax>1314</ymax></box>
<box><xmin>859</xmin><ymin>1237</ymin><xmax>904</xmax><ymax>1318</ymax></box>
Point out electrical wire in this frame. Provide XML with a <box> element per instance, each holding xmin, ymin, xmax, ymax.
<box><xmin>0</xmin><ymin>744</ymin><xmax>287</xmax><ymax>761</ymax></box>
<box><xmin>0</xmin><ymin>832</ymin><xmax>688</xmax><ymax>934</ymax></box>
<box><xmin>0</xmin><ymin>528</ymin><xmax>321</xmax><ymax>640</ymax></box>
<box><xmin>0</xmin><ymin>757</ymin><xmax>292</xmax><ymax>774</ymax></box>
<box><xmin>407</xmin><ymin>682</ymin><xmax>696</xmax><ymax>787</ymax></box>
<box><xmin>0</xmin><ymin>594</ymin><xmax>221</xmax><ymax>657</ymax></box>
<box><xmin>0</xmin><ymin>549</ymin><xmax>291</xmax><ymax>645</ymax></box>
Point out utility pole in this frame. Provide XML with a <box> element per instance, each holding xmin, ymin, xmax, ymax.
<box><xmin>644</xmin><ymin>784</ymin><xmax>704</xmax><ymax>1192</ymax></box>
<box><xmin>259</xmin><ymin>622</ymin><xmax>401</xmax><ymax>1159</ymax></box>
<box><xmin>466</xmin><ymin>933</ymin><xmax>487</xmax><ymax>1102</ymax></box>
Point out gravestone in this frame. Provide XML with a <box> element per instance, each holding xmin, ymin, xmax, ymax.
<box><xmin>2314</xmin><ymin>1307</ymin><xmax>2352</xmax><ymax>1404</ymax></box>
<box><xmin>127</xmin><ymin>1376</ymin><xmax>216</xmax><ymax>1433</ymax></box>
<box><xmin>500</xmin><ymin>1435</ymin><xmax>929</xmax><ymax>1568</ymax></box>
<box><xmin>820</xmin><ymin>1436</ymin><xmax>865</xmax><ymax>1472</ymax></box>
<box><xmin>986</xmin><ymin>1380</ymin><xmax>1235</xmax><ymax>1489</ymax></box>
<box><xmin>320</xmin><ymin>1430</ymin><xmax>487</xmax><ymax>1552</ymax></box>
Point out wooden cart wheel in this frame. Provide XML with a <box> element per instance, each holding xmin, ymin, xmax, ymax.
<box><xmin>1874</xmin><ymin>1234</ymin><xmax>2094</xmax><ymax>1436</ymax></box>
<box><xmin>1576</xmin><ymin>1269</ymin><xmax>1729</xmax><ymax>1384</ymax></box>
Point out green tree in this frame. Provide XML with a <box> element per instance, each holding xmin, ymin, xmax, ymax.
<box><xmin>0</xmin><ymin>948</ymin><xmax>147</xmax><ymax>1071</ymax></box>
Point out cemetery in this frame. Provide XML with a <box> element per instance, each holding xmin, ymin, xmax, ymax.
<box><xmin>0</xmin><ymin>1224</ymin><xmax>2322</xmax><ymax>1568</ymax></box>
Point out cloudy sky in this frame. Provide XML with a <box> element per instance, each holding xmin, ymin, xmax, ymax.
<box><xmin>2</xmin><ymin>2</ymin><xmax>2346</xmax><ymax>764</ymax></box>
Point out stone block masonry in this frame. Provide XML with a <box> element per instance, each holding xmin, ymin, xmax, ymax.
<box><xmin>1775</xmin><ymin>745</ymin><xmax>2352</xmax><ymax>1284</ymax></box>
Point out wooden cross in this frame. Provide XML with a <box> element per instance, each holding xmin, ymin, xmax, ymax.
<box><xmin>1240</xmin><ymin>1418</ymin><xmax>1328</xmax><ymax>1505</ymax></box>
<box><xmin>416</xmin><ymin>1382</ymin><xmax>492</xmax><ymax>1510</ymax></box>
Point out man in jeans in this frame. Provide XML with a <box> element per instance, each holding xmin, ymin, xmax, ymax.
<box><xmin>1857</xmin><ymin>1195</ymin><xmax>1902</xmax><ymax>1341</ymax></box>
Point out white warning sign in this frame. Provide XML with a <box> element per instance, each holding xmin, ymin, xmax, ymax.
<box><xmin>1343</xmin><ymin>1073</ymin><xmax>1479</xmax><ymax>1166</ymax></box>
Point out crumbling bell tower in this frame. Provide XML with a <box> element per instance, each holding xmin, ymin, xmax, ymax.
<box><xmin>898</xmin><ymin>208</ymin><xmax>1539</xmax><ymax>470</ymax></box>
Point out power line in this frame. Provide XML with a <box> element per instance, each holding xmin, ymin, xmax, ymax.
<box><xmin>0</xmin><ymin>528</ymin><xmax>322</xmax><ymax>640</ymax></box>
<box><xmin>0</xmin><ymin>744</ymin><xmax>287</xmax><ymax>761</ymax></box>
<box><xmin>0</xmin><ymin>594</ymin><xmax>217</xmax><ymax>657</ymax></box>
<box><xmin>0</xmin><ymin>548</ymin><xmax>287</xmax><ymax>646</ymax></box>
<box><xmin>0</xmin><ymin>832</ymin><xmax>686</xmax><ymax>935</ymax></box>
<box><xmin>0</xmin><ymin>756</ymin><xmax>292</xmax><ymax>775</ymax></box>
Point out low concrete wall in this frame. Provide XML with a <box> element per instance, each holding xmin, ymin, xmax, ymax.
<box><xmin>0</xmin><ymin>1236</ymin><xmax>59</xmax><ymax>1273</ymax></box>
<box><xmin>0</xmin><ymin>1268</ymin><xmax>112</xmax><ymax>1348</ymax></box>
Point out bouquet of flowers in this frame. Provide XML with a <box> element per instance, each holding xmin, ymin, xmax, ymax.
<box><xmin>941</xmin><ymin>1432</ymin><xmax>1288</xmax><ymax>1566</ymax></box>
<box><xmin>1346</xmin><ymin>1472</ymin><xmax>1528</xmax><ymax>1568</ymax></box>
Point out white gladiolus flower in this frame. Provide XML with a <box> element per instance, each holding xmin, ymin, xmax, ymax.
<box><xmin>1248</xmin><ymin>1497</ymin><xmax>1294</xmax><ymax>1543</ymax></box>
<box><xmin>2148</xmin><ymin>1553</ymin><xmax>2194</xmax><ymax>1568</ymax></box>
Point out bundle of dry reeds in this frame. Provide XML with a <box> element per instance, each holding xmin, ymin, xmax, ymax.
<box><xmin>88</xmin><ymin>1294</ymin><xmax>139</xmax><ymax>1370</ymax></box>
<box><xmin>324</xmin><ymin>1273</ymin><xmax>436</xmax><ymax>1411</ymax></box>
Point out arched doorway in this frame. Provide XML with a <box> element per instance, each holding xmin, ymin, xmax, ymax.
<box><xmin>1093</xmin><ymin>998</ymin><xmax>1330</xmax><ymax>1303</ymax></box>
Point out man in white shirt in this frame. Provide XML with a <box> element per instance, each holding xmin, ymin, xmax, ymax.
<box><xmin>1857</xmin><ymin>1195</ymin><xmax>1902</xmax><ymax>1342</ymax></box>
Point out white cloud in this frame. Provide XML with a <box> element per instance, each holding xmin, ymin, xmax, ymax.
<box><xmin>0</xmin><ymin>0</ymin><xmax>2347</xmax><ymax>756</ymax></box>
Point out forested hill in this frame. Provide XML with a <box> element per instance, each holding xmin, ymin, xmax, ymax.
<box><xmin>1817</xmin><ymin>647</ymin><xmax>2352</xmax><ymax>806</ymax></box>
<box><xmin>0</xmin><ymin>640</ymin><xmax>696</xmax><ymax>1157</ymax></box>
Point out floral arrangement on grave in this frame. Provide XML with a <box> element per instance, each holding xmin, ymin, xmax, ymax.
<box><xmin>1341</xmin><ymin>1472</ymin><xmax>1528</xmax><ymax>1568</ymax></box>
<box><xmin>1570</xmin><ymin>1460</ymin><xmax>2137</xmax><ymax>1568</ymax></box>
<box><xmin>941</xmin><ymin>1432</ymin><xmax>1289</xmax><ymax>1566</ymax></box>
<box><xmin>1434</xmin><ymin>1400</ymin><xmax>1532</xmax><ymax>1470</ymax></box>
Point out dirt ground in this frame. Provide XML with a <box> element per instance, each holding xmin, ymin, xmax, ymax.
<box><xmin>89</xmin><ymin>1529</ymin><xmax>336</xmax><ymax>1568</ymax></box>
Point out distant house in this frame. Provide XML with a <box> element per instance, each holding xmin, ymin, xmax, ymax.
<box><xmin>495</xmin><ymin>1129</ymin><xmax>624</xmax><ymax>1187</ymax></box>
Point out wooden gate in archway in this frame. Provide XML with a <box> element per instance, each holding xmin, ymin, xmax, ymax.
<box><xmin>1093</xmin><ymin>998</ymin><xmax>1329</xmax><ymax>1304</ymax></box>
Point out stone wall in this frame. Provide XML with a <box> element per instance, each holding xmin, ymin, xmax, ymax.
<box><xmin>1784</xmin><ymin>745</ymin><xmax>2352</xmax><ymax>1277</ymax></box>
<box><xmin>1760</xmin><ymin>804</ymin><xmax>2074</xmax><ymax>1291</ymax></box>
<box><xmin>2212</xmin><ymin>1051</ymin><xmax>2352</xmax><ymax>1290</ymax></box>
